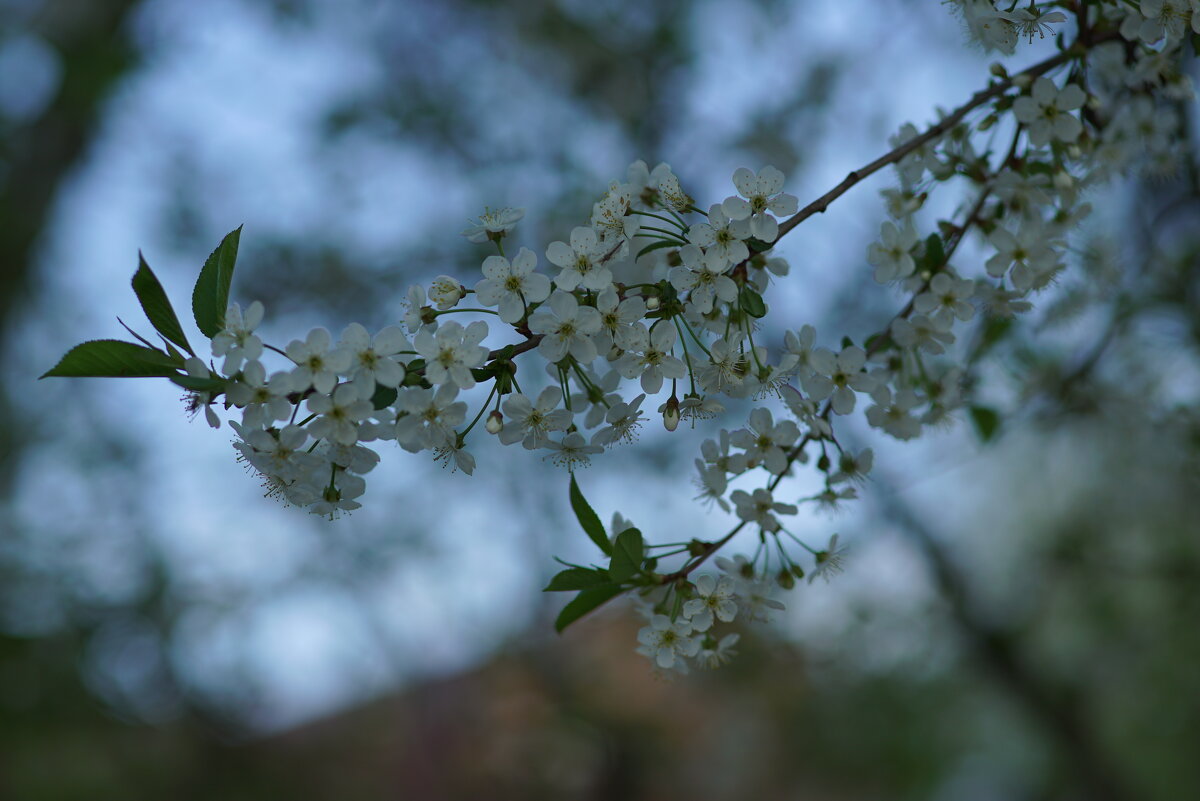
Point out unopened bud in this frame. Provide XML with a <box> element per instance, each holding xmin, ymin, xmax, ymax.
<box><xmin>485</xmin><ymin>411</ymin><xmax>504</xmax><ymax>435</ymax></box>
<box><xmin>661</xmin><ymin>395</ymin><xmax>681</xmax><ymax>431</ymax></box>
<box><xmin>644</xmin><ymin>296</ymin><xmax>661</xmax><ymax>311</ymax></box>
<box><xmin>989</xmin><ymin>62</ymin><xmax>1007</xmax><ymax>79</ymax></box>
<box><xmin>429</xmin><ymin>275</ymin><xmax>466</xmax><ymax>310</ymax></box>
<box><xmin>777</xmin><ymin>568</ymin><xmax>796</xmax><ymax>590</ymax></box>
<box><xmin>1013</xmin><ymin>74</ymin><xmax>1032</xmax><ymax>91</ymax></box>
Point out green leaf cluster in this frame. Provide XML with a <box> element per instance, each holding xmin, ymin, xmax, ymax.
<box><xmin>42</xmin><ymin>228</ymin><xmax>244</xmax><ymax>386</ymax></box>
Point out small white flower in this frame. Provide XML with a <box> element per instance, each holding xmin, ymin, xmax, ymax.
<box><xmin>1013</xmin><ymin>78</ymin><xmax>1086</xmax><ymax>148</ymax></box>
<box><xmin>808</xmin><ymin>533</ymin><xmax>848</xmax><ymax>583</ymax></box>
<box><xmin>591</xmin><ymin>393</ymin><xmax>647</xmax><ymax>447</ymax></box>
<box><xmin>475</xmin><ymin>247</ymin><xmax>551</xmax><ymax>323</ymax></box>
<box><xmin>528</xmin><ymin>291</ymin><xmax>603</xmax><ymax>364</ymax></box>
<box><xmin>688</xmin><ymin>203</ymin><xmax>750</xmax><ymax>270</ymax></box>
<box><xmin>697</xmin><ymin>633</ymin><xmax>740</xmax><ymax>669</ymax></box>
<box><xmin>546</xmin><ymin>227</ymin><xmax>613</xmax><ymax>292</ymax></box>
<box><xmin>211</xmin><ymin>300</ymin><xmax>265</xmax><ymax>374</ymax></box>
<box><xmin>226</xmin><ymin>360</ymin><xmax>294</xmax><ymax>429</ymax></box>
<box><xmin>891</xmin><ymin>315</ymin><xmax>955</xmax><ymax>355</ymax></box>
<box><xmin>543</xmin><ymin>431</ymin><xmax>603</xmax><ymax>469</ymax></box>
<box><xmin>681</xmin><ymin>574</ymin><xmax>738</xmax><ymax>632</ymax></box>
<box><xmin>720</xmin><ymin>166</ymin><xmax>798</xmax><ymax>242</ymax></box>
<box><xmin>730</xmin><ymin>487</ymin><xmax>797</xmax><ymax>533</ymax></box>
<box><xmin>306</xmin><ymin>384</ymin><xmax>374</xmax><ymax>446</ymax></box>
<box><xmin>401</xmin><ymin>284</ymin><xmax>430</xmax><ymax>333</ymax></box>
<box><xmin>591</xmin><ymin>288</ymin><xmax>646</xmax><ymax>353</ymax></box>
<box><xmin>460</xmin><ymin>206</ymin><xmax>524</xmax><ymax>243</ymax></box>
<box><xmin>394</xmin><ymin>384</ymin><xmax>467</xmax><ymax>452</ymax></box>
<box><xmin>867</xmin><ymin>221</ymin><xmax>919</xmax><ymax>283</ymax></box>
<box><xmin>865</xmin><ymin>386</ymin><xmax>923</xmax><ymax>440</ymax></box>
<box><xmin>413</xmin><ymin>320</ymin><xmax>489</xmax><ymax>389</ymax></box>
<box><xmin>913</xmin><ymin>273</ymin><xmax>976</xmax><ymax>331</ymax></box>
<box><xmin>499</xmin><ymin>387</ymin><xmax>572</xmax><ymax>449</ymax></box>
<box><xmin>729</xmin><ymin>407</ymin><xmax>800</xmax><ymax>475</ymax></box>
<box><xmin>804</xmin><ymin>346</ymin><xmax>876</xmax><ymax>415</ymax></box>
<box><xmin>636</xmin><ymin>614</ymin><xmax>700</xmax><ymax>669</ymax></box>
<box><xmin>614</xmin><ymin>323</ymin><xmax>687</xmax><ymax>394</ymax></box>
<box><xmin>428</xmin><ymin>275</ymin><xmax>466</xmax><ymax>310</ymax></box>
<box><xmin>287</xmin><ymin>327</ymin><xmax>352</xmax><ymax>394</ymax></box>
<box><xmin>339</xmin><ymin>322</ymin><xmax>409</xmax><ymax>396</ymax></box>
<box><xmin>591</xmin><ymin>183</ymin><xmax>639</xmax><ymax>241</ymax></box>
<box><xmin>670</xmin><ymin>244</ymin><xmax>738</xmax><ymax>314</ymax></box>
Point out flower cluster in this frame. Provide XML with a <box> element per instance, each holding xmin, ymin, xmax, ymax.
<box><xmin>43</xmin><ymin>0</ymin><xmax>1196</xmax><ymax>670</ymax></box>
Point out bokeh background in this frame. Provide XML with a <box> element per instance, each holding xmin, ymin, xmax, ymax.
<box><xmin>2</xmin><ymin>0</ymin><xmax>1199</xmax><ymax>799</ymax></box>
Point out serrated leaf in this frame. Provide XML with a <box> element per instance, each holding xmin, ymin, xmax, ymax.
<box><xmin>608</xmin><ymin>527</ymin><xmax>644</xmax><ymax>583</ymax></box>
<box><xmin>740</xmin><ymin>288</ymin><xmax>767</xmax><ymax>319</ymax></box>
<box><xmin>41</xmin><ymin>340</ymin><xmax>181</xmax><ymax>379</ymax></box>
<box><xmin>635</xmin><ymin>240</ymin><xmax>678</xmax><ymax>260</ymax></box>
<box><xmin>554</xmin><ymin>584</ymin><xmax>624</xmax><ymax>633</ymax></box>
<box><xmin>570</xmin><ymin>474</ymin><xmax>612</xmax><ymax>555</ymax></box>
<box><xmin>192</xmin><ymin>226</ymin><xmax>243</xmax><ymax>338</ymax></box>
<box><xmin>543</xmin><ymin>568</ymin><xmax>613</xmax><ymax>592</ymax></box>
<box><xmin>969</xmin><ymin>405</ymin><xmax>1000</xmax><ymax>443</ymax></box>
<box><xmin>132</xmin><ymin>253</ymin><xmax>194</xmax><ymax>356</ymax></box>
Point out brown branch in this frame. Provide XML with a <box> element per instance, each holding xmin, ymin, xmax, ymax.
<box><xmin>775</xmin><ymin>34</ymin><xmax>1115</xmax><ymax>243</ymax></box>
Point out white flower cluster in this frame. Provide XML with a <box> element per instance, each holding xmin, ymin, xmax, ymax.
<box><xmin>79</xmin><ymin>0</ymin><xmax>1190</xmax><ymax>666</ymax></box>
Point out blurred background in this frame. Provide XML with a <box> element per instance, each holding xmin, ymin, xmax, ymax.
<box><xmin>2</xmin><ymin>0</ymin><xmax>1198</xmax><ymax>798</ymax></box>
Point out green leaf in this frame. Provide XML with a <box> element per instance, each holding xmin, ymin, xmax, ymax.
<box><xmin>370</xmin><ymin>384</ymin><xmax>398</xmax><ymax>410</ymax></box>
<box><xmin>569</xmin><ymin>475</ymin><xmax>612</xmax><ymax>556</ymax></box>
<box><xmin>41</xmin><ymin>340</ymin><xmax>181</xmax><ymax>379</ymax></box>
<box><xmin>132</xmin><ymin>253</ymin><xmax>194</xmax><ymax>356</ymax></box>
<box><xmin>923</xmin><ymin>233</ymin><xmax>945</xmax><ymax>270</ymax></box>
<box><xmin>170</xmin><ymin>374</ymin><xmax>227</xmax><ymax>394</ymax></box>
<box><xmin>554</xmin><ymin>584</ymin><xmax>624</xmax><ymax>633</ymax></box>
<box><xmin>635</xmin><ymin>240</ymin><xmax>678</xmax><ymax>260</ymax></box>
<box><xmin>969</xmin><ymin>405</ymin><xmax>1000</xmax><ymax>443</ymax></box>
<box><xmin>191</xmin><ymin>226</ymin><xmax>243</xmax><ymax>338</ymax></box>
<box><xmin>543</xmin><ymin>568</ymin><xmax>613</xmax><ymax>592</ymax></box>
<box><xmin>608</xmin><ymin>527</ymin><xmax>644</xmax><ymax>583</ymax></box>
<box><xmin>740</xmin><ymin>288</ymin><xmax>767</xmax><ymax>319</ymax></box>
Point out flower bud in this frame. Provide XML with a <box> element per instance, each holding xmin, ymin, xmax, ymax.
<box><xmin>644</xmin><ymin>295</ymin><xmax>661</xmax><ymax>311</ymax></box>
<box><xmin>661</xmin><ymin>395</ymin><xmax>680</xmax><ymax>432</ymax></box>
<box><xmin>1013</xmin><ymin>74</ymin><xmax>1032</xmax><ymax>91</ymax></box>
<box><xmin>429</xmin><ymin>275</ymin><xmax>466</xmax><ymax>310</ymax></box>
<box><xmin>989</xmin><ymin>62</ymin><xmax>1007</xmax><ymax>79</ymax></box>
<box><xmin>485</xmin><ymin>411</ymin><xmax>504</xmax><ymax>435</ymax></box>
<box><xmin>776</xmin><ymin>568</ymin><xmax>795</xmax><ymax>590</ymax></box>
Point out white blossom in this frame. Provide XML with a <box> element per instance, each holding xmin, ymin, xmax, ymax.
<box><xmin>475</xmin><ymin>247</ymin><xmax>551</xmax><ymax>323</ymax></box>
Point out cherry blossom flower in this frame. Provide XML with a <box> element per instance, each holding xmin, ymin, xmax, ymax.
<box><xmin>682</xmin><ymin>574</ymin><xmax>738</xmax><ymax>631</ymax></box>
<box><xmin>413</xmin><ymin>320</ymin><xmax>489</xmax><ymax>389</ymax></box>
<box><xmin>528</xmin><ymin>291</ymin><xmax>602</xmax><ymax>364</ymax></box>
<box><xmin>211</xmin><ymin>301</ymin><xmax>265</xmax><ymax>374</ymax></box>
<box><xmin>546</xmin><ymin>227</ymin><xmax>613</xmax><ymax>292</ymax></box>
<box><xmin>1013</xmin><ymin>78</ymin><xmax>1086</xmax><ymax>147</ymax></box>
<box><xmin>475</xmin><ymin>247</ymin><xmax>551</xmax><ymax>323</ymax></box>
<box><xmin>636</xmin><ymin>614</ymin><xmax>700</xmax><ymax>670</ymax></box>
<box><xmin>287</xmin><ymin>327</ymin><xmax>352</xmax><ymax>394</ymax></box>
<box><xmin>460</xmin><ymin>206</ymin><xmax>524</xmax><ymax>243</ymax></box>
<box><xmin>339</xmin><ymin>322</ymin><xmax>409</xmax><ymax>396</ymax></box>
<box><xmin>499</xmin><ymin>388</ymin><xmax>572</xmax><ymax>449</ymax></box>
<box><xmin>720</xmin><ymin>166</ymin><xmax>799</xmax><ymax>243</ymax></box>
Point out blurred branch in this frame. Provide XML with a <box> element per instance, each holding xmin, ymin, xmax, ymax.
<box><xmin>0</xmin><ymin>0</ymin><xmax>142</xmax><ymax>489</ymax></box>
<box><xmin>870</xmin><ymin>482</ymin><xmax>1137</xmax><ymax>801</ymax></box>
